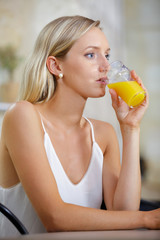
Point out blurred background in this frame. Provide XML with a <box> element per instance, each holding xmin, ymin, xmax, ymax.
<box><xmin>0</xmin><ymin>0</ymin><xmax>160</xmax><ymax>200</ymax></box>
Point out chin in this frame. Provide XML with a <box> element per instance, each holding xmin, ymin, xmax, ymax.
<box><xmin>97</xmin><ymin>89</ymin><xmax>106</xmax><ymax>97</ymax></box>
<box><xmin>90</xmin><ymin>91</ymin><xmax>106</xmax><ymax>98</ymax></box>
<box><xmin>84</xmin><ymin>87</ymin><xmax>106</xmax><ymax>99</ymax></box>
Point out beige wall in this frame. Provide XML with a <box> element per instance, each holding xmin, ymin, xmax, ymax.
<box><xmin>0</xmin><ymin>0</ymin><xmax>160</xmax><ymax>198</ymax></box>
<box><xmin>124</xmin><ymin>0</ymin><xmax>160</xmax><ymax>186</ymax></box>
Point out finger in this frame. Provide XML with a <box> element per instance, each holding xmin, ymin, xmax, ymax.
<box><xmin>142</xmin><ymin>88</ymin><xmax>149</xmax><ymax>108</ymax></box>
<box><xmin>131</xmin><ymin>70</ymin><xmax>143</xmax><ymax>85</ymax></box>
<box><xmin>131</xmin><ymin>70</ymin><xmax>147</xmax><ymax>92</ymax></box>
<box><xmin>109</xmin><ymin>89</ymin><xmax>119</xmax><ymax>109</ymax></box>
<box><xmin>109</xmin><ymin>89</ymin><xmax>118</xmax><ymax>102</ymax></box>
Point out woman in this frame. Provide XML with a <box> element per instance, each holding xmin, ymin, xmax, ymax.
<box><xmin>0</xmin><ymin>15</ymin><xmax>159</xmax><ymax>237</ymax></box>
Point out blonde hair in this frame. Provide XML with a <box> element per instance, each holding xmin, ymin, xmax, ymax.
<box><xmin>19</xmin><ymin>15</ymin><xmax>100</xmax><ymax>103</ymax></box>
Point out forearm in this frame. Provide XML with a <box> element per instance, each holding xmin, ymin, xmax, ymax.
<box><xmin>46</xmin><ymin>202</ymin><xmax>145</xmax><ymax>232</ymax></box>
<box><xmin>113</xmin><ymin>125</ymin><xmax>141</xmax><ymax>210</ymax></box>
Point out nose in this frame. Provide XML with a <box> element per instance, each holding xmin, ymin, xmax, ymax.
<box><xmin>99</xmin><ymin>56</ymin><xmax>110</xmax><ymax>73</ymax></box>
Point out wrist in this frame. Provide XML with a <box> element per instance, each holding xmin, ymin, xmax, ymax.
<box><xmin>120</xmin><ymin>123</ymin><xmax>140</xmax><ymax>133</ymax></box>
<box><xmin>136</xmin><ymin>211</ymin><xmax>147</xmax><ymax>229</ymax></box>
<box><xmin>143</xmin><ymin>211</ymin><xmax>149</xmax><ymax>229</ymax></box>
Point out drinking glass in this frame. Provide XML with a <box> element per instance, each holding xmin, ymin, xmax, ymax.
<box><xmin>107</xmin><ymin>61</ymin><xmax>146</xmax><ymax>108</ymax></box>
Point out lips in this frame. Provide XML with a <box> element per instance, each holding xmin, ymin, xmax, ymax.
<box><xmin>96</xmin><ymin>77</ymin><xmax>108</xmax><ymax>85</ymax></box>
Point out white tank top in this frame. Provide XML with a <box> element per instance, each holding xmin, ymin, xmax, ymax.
<box><xmin>0</xmin><ymin>117</ymin><xmax>103</xmax><ymax>237</ymax></box>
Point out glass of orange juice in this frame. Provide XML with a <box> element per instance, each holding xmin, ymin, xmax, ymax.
<box><xmin>107</xmin><ymin>61</ymin><xmax>146</xmax><ymax>108</ymax></box>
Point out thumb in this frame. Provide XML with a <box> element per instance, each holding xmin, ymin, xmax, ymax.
<box><xmin>109</xmin><ymin>88</ymin><xmax>119</xmax><ymax>109</ymax></box>
<box><xmin>109</xmin><ymin>88</ymin><xmax>129</xmax><ymax>112</ymax></box>
<box><xmin>109</xmin><ymin>88</ymin><xmax>118</xmax><ymax>102</ymax></box>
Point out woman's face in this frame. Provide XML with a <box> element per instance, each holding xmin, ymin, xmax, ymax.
<box><xmin>60</xmin><ymin>27</ymin><xmax>110</xmax><ymax>99</ymax></box>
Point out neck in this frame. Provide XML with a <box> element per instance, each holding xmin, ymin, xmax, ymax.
<box><xmin>40</xmin><ymin>85</ymin><xmax>87</xmax><ymax>130</ymax></box>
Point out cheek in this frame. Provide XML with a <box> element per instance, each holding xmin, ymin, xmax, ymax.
<box><xmin>63</xmin><ymin>60</ymin><xmax>92</xmax><ymax>84</ymax></box>
<box><xmin>62</xmin><ymin>59</ymin><xmax>104</xmax><ymax>97</ymax></box>
<box><xmin>63</xmin><ymin>51</ymin><xmax>99</xmax><ymax>76</ymax></box>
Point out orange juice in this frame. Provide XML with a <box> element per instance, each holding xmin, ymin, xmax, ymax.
<box><xmin>107</xmin><ymin>81</ymin><xmax>146</xmax><ymax>107</ymax></box>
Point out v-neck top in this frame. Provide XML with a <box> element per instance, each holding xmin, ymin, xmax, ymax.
<box><xmin>42</xmin><ymin>117</ymin><xmax>104</xmax><ymax>208</ymax></box>
<box><xmin>0</xmin><ymin>117</ymin><xmax>103</xmax><ymax>237</ymax></box>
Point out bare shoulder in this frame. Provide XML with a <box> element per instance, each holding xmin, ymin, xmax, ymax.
<box><xmin>88</xmin><ymin>118</ymin><xmax>115</xmax><ymax>136</ymax></box>
<box><xmin>3</xmin><ymin>101</ymin><xmax>38</xmax><ymax>127</ymax></box>
<box><xmin>87</xmin><ymin>118</ymin><xmax>117</xmax><ymax>153</ymax></box>
<box><xmin>2</xmin><ymin>101</ymin><xmax>41</xmax><ymax>143</ymax></box>
<box><xmin>3</xmin><ymin>101</ymin><xmax>36</xmax><ymax>122</ymax></box>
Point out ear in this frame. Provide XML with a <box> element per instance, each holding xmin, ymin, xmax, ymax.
<box><xmin>46</xmin><ymin>56</ymin><xmax>62</xmax><ymax>76</ymax></box>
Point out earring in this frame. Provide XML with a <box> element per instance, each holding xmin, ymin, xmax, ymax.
<box><xmin>59</xmin><ymin>73</ymin><xmax>63</xmax><ymax>78</ymax></box>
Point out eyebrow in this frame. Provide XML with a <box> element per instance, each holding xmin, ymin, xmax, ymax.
<box><xmin>84</xmin><ymin>46</ymin><xmax>111</xmax><ymax>52</ymax></box>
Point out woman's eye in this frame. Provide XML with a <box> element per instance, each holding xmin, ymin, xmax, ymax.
<box><xmin>85</xmin><ymin>53</ymin><xmax>95</xmax><ymax>59</ymax></box>
<box><xmin>105</xmin><ymin>54</ymin><xmax>110</xmax><ymax>60</ymax></box>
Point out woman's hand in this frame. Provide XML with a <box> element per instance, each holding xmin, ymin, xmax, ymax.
<box><xmin>144</xmin><ymin>208</ymin><xmax>160</xmax><ymax>229</ymax></box>
<box><xmin>109</xmin><ymin>70</ymin><xmax>149</xmax><ymax>129</ymax></box>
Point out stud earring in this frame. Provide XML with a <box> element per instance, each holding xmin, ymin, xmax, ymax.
<box><xmin>59</xmin><ymin>73</ymin><xmax>63</xmax><ymax>78</ymax></box>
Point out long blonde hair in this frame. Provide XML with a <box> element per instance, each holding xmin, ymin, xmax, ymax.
<box><xmin>19</xmin><ymin>15</ymin><xmax>100</xmax><ymax>103</ymax></box>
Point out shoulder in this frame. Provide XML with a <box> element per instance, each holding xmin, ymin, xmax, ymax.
<box><xmin>87</xmin><ymin>118</ymin><xmax>117</xmax><ymax>153</ymax></box>
<box><xmin>2</xmin><ymin>101</ymin><xmax>42</xmax><ymax>142</ymax></box>
<box><xmin>4</xmin><ymin>100</ymin><xmax>36</xmax><ymax>118</ymax></box>
<box><xmin>88</xmin><ymin>118</ymin><xmax>115</xmax><ymax>135</ymax></box>
<box><xmin>3</xmin><ymin>101</ymin><xmax>38</xmax><ymax>125</ymax></box>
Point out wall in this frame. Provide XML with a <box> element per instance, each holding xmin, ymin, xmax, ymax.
<box><xmin>124</xmin><ymin>0</ymin><xmax>160</xmax><ymax>189</ymax></box>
